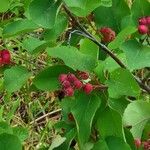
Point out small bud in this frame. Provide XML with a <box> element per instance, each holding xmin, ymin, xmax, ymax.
<box><xmin>67</xmin><ymin>74</ymin><xmax>77</xmax><ymax>82</ymax></box>
<box><xmin>99</xmin><ymin>27</ymin><xmax>116</xmax><ymax>43</ymax></box>
<box><xmin>1</xmin><ymin>50</ymin><xmax>11</xmax><ymax>64</ymax></box>
<box><xmin>59</xmin><ymin>74</ymin><xmax>67</xmax><ymax>83</ymax></box>
<box><xmin>134</xmin><ymin>139</ymin><xmax>141</xmax><ymax>148</ymax></box>
<box><xmin>146</xmin><ymin>16</ymin><xmax>150</xmax><ymax>25</ymax></box>
<box><xmin>143</xmin><ymin>141</ymin><xmax>149</xmax><ymax>150</ymax></box>
<box><xmin>139</xmin><ymin>17</ymin><xmax>147</xmax><ymax>25</ymax></box>
<box><xmin>64</xmin><ymin>87</ymin><xmax>74</xmax><ymax>97</ymax></box>
<box><xmin>83</xmin><ymin>83</ymin><xmax>93</xmax><ymax>94</ymax></box>
<box><xmin>62</xmin><ymin>80</ymin><xmax>71</xmax><ymax>88</ymax></box>
<box><xmin>138</xmin><ymin>25</ymin><xmax>148</xmax><ymax>34</ymax></box>
<box><xmin>73</xmin><ymin>80</ymin><xmax>83</xmax><ymax>89</ymax></box>
<box><xmin>77</xmin><ymin>71</ymin><xmax>89</xmax><ymax>80</ymax></box>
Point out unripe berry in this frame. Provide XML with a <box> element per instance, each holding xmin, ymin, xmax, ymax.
<box><xmin>146</xmin><ymin>16</ymin><xmax>150</xmax><ymax>25</ymax></box>
<box><xmin>73</xmin><ymin>80</ymin><xmax>83</xmax><ymax>89</ymax></box>
<box><xmin>77</xmin><ymin>71</ymin><xmax>89</xmax><ymax>80</ymax></box>
<box><xmin>134</xmin><ymin>139</ymin><xmax>141</xmax><ymax>148</ymax></box>
<box><xmin>1</xmin><ymin>50</ymin><xmax>11</xmax><ymax>64</ymax></box>
<box><xmin>67</xmin><ymin>74</ymin><xmax>77</xmax><ymax>82</ymax></box>
<box><xmin>138</xmin><ymin>25</ymin><xmax>148</xmax><ymax>34</ymax></box>
<box><xmin>59</xmin><ymin>74</ymin><xmax>67</xmax><ymax>83</ymax></box>
<box><xmin>99</xmin><ymin>27</ymin><xmax>116</xmax><ymax>43</ymax></box>
<box><xmin>64</xmin><ymin>87</ymin><xmax>74</xmax><ymax>97</ymax></box>
<box><xmin>62</xmin><ymin>80</ymin><xmax>71</xmax><ymax>88</ymax></box>
<box><xmin>139</xmin><ymin>17</ymin><xmax>147</xmax><ymax>25</ymax></box>
<box><xmin>83</xmin><ymin>83</ymin><xmax>93</xmax><ymax>94</ymax></box>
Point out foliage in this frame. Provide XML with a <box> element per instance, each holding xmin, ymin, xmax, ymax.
<box><xmin>0</xmin><ymin>0</ymin><xmax>150</xmax><ymax>150</ymax></box>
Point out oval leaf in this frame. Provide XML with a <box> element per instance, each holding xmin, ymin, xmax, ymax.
<box><xmin>4</xmin><ymin>66</ymin><xmax>31</xmax><ymax>93</ymax></box>
<box><xmin>46</xmin><ymin>46</ymin><xmax>97</xmax><ymax>71</ymax></box>
<box><xmin>3</xmin><ymin>19</ymin><xmax>39</xmax><ymax>38</ymax></box>
<box><xmin>123</xmin><ymin>101</ymin><xmax>150</xmax><ymax>138</ymax></box>
<box><xmin>29</xmin><ymin>0</ymin><xmax>60</xmax><ymax>28</ymax></box>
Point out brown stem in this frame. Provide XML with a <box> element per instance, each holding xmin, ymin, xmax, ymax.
<box><xmin>63</xmin><ymin>5</ymin><xmax>150</xmax><ymax>94</ymax></box>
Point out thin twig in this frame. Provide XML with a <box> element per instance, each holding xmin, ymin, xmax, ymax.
<box><xmin>30</xmin><ymin>109</ymin><xmax>62</xmax><ymax>125</ymax></box>
<box><xmin>63</xmin><ymin>5</ymin><xmax>150</xmax><ymax>94</ymax></box>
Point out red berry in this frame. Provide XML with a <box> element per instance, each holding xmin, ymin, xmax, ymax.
<box><xmin>59</xmin><ymin>74</ymin><xmax>67</xmax><ymax>83</ymax></box>
<box><xmin>146</xmin><ymin>16</ymin><xmax>150</xmax><ymax>25</ymax></box>
<box><xmin>1</xmin><ymin>50</ymin><xmax>11</xmax><ymax>64</ymax></box>
<box><xmin>134</xmin><ymin>139</ymin><xmax>141</xmax><ymax>148</ymax></box>
<box><xmin>83</xmin><ymin>83</ymin><xmax>93</xmax><ymax>94</ymax></box>
<box><xmin>99</xmin><ymin>27</ymin><xmax>116</xmax><ymax>43</ymax></box>
<box><xmin>0</xmin><ymin>58</ymin><xmax>3</xmax><ymax>66</ymax></box>
<box><xmin>77</xmin><ymin>71</ymin><xmax>89</xmax><ymax>80</ymax></box>
<box><xmin>67</xmin><ymin>74</ymin><xmax>77</xmax><ymax>82</ymax></box>
<box><xmin>62</xmin><ymin>80</ymin><xmax>71</xmax><ymax>88</ymax></box>
<box><xmin>64</xmin><ymin>87</ymin><xmax>74</xmax><ymax>97</ymax></box>
<box><xmin>73</xmin><ymin>80</ymin><xmax>83</xmax><ymax>89</ymax></box>
<box><xmin>143</xmin><ymin>141</ymin><xmax>149</xmax><ymax>150</ymax></box>
<box><xmin>138</xmin><ymin>25</ymin><xmax>149</xmax><ymax>34</ymax></box>
<box><xmin>139</xmin><ymin>17</ymin><xmax>147</xmax><ymax>25</ymax></box>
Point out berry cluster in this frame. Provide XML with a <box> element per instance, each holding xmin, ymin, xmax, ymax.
<box><xmin>0</xmin><ymin>49</ymin><xmax>11</xmax><ymax>66</ymax></box>
<box><xmin>134</xmin><ymin>137</ymin><xmax>150</xmax><ymax>150</ymax></box>
<box><xmin>99</xmin><ymin>27</ymin><xmax>116</xmax><ymax>43</ymax></box>
<box><xmin>143</xmin><ymin>139</ymin><xmax>150</xmax><ymax>150</ymax></box>
<box><xmin>58</xmin><ymin>72</ymin><xmax>93</xmax><ymax>97</ymax></box>
<box><xmin>138</xmin><ymin>16</ymin><xmax>150</xmax><ymax>35</ymax></box>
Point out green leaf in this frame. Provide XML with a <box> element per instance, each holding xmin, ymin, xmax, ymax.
<box><xmin>63</xmin><ymin>0</ymin><xmax>102</xmax><ymax>17</ymax></box>
<box><xmin>94</xmin><ymin>0</ymin><xmax>130</xmax><ymax>32</ymax></box>
<box><xmin>103</xmin><ymin>53</ymin><xmax>127</xmax><ymax>72</ymax></box>
<box><xmin>96</xmin><ymin>107</ymin><xmax>124</xmax><ymax>139</ymax></box>
<box><xmin>105</xmin><ymin>136</ymin><xmax>131</xmax><ymax>150</ymax></box>
<box><xmin>0</xmin><ymin>122</ymin><xmax>13</xmax><ymax>135</ymax></box>
<box><xmin>22</xmin><ymin>37</ymin><xmax>52</xmax><ymax>54</ymax></box>
<box><xmin>93</xmin><ymin>140</ymin><xmax>109</xmax><ymax>150</ymax></box>
<box><xmin>0</xmin><ymin>133</ymin><xmax>22</xmax><ymax>150</ymax></box>
<box><xmin>79</xmin><ymin>39</ymin><xmax>99</xmax><ymax>59</ymax></box>
<box><xmin>0</xmin><ymin>0</ymin><xmax>10</xmax><ymax>12</ymax></box>
<box><xmin>13</xmin><ymin>127</ymin><xmax>28</xmax><ymax>142</ymax></box>
<box><xmin>121</xmin><ymin>15</ymin><xmax>135</xmax><ymax>29</ymax></box>
<box><xmin>108</xmin><ymin>97</ymin><xmax>129</xmax><ymax>116</ymax></box>
<box><xmin>33</xmin><ymin>65</ymin><xmax>73</xmax><ymax>91</ymax></box>
<box><xmin>100</xmin><ymin>0</ymin><xmax>112</xmax><ymax>7</ymax></box>
<box><xmin>72</xmin><ymin>93</ymin><xmax>101</xmax><ymax>148</ymax></box>
<box><xmin>108</xmin><ymin>26</ymin><xmax>137</xmax><ymax>49</ymax></box>
<box><xmin>106</xmin><ymin>68</ymin><xmax>140</xmax><ymax>98</ymax></box>
<box><xmin>3</xmin><ymin>19</ymin><xmax>39</xmax><ymax>38</ymax></box>
<box><xmin>4</xmin><ymin>66</ymin><xmax>31</xmax><ymax>93</ymax></box>
<box><xmin>123</xmin><ymin>101</ymin><xmax>150</xmax><ymax>138</ymax></box>
<box><xmin>60</xmin><ymin>97</ymin><xmax>76</xmax><ymax>122</ymax></box>
<box><xmin>120</xmin><ymin>40</ymin><xmax>150</xmax><ymax>70</ymax></box>
<box><xmin>49</xmin><ymin>135</ymin><xmax>66</xmax><ymax>150</ymax></box>
<box><xmin>29</xmin><ymin>0</ymin><xmax>60</xmax><ymax>28</ymax></box>
<box><xmin>54</xmin><ymin>129</ymin><xmax>76</xmax><ymax>150</ymax></box>
<box><xmin>93</xmin><ymin>137</ymin><xmax>131</xmax><ymax>150</ymax></box>
<box><xmin>43</xmin><ymin>13</ymin><xmax>68</xmax><ymax>41</ymax></box>
<box><xmin>46</xmin><ymin>46</ymin><xmax>97</xmax><ymax>71</ymax></box>
<box><xmin>124</xmin><ymin>128</ymin><xmax>136</xmax><ymax>150</ymax></box>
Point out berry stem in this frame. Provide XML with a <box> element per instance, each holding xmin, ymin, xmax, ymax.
<box><xmin>63</xmin><ymin>4</ymin><xmax>150</xmax><ymax>94</ymax></box>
